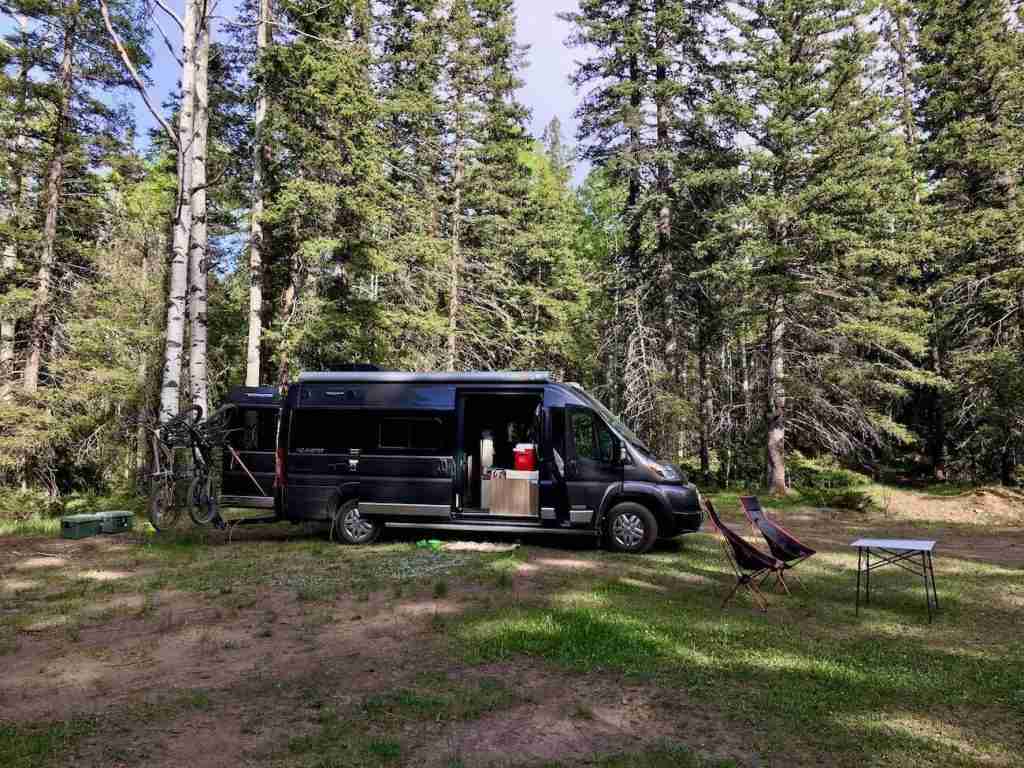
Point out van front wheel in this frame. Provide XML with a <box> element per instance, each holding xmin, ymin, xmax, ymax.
<box><xmin>331</xmin><ymin>500</ymin><xmax>381</xmax><ymax>545</ymax></box>
<box><xmin>605</xmin><ymin>502</ymin><xmax>658</xmax><ymax>554</ymax></box>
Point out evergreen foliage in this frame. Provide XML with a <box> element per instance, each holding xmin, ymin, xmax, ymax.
<box><xmin>1</xmin><ymin>0</ymin><xmax>1023</xmax><ymax>500</ymax></box>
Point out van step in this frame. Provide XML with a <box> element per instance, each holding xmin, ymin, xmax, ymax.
<box><xmin>385</xmin><ymin>521</ymin><xmax>599</xmax><ymax>536</ymax></box>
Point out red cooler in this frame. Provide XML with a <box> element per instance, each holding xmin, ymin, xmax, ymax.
<box><xmin>513</xmin><ymin>443</ymin><xmax>537</xmax><ymax>471</ymax></box>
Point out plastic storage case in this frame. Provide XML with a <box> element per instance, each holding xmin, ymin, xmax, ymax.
<box><xmin>98</xmin><ymin>510</ymin><xmax>134</xmax><ymax>534</ymax></box>
<box><xmin>61</xmin><ymin>513</ymin><xmax>103</xmax><ymax>540</ymax></box>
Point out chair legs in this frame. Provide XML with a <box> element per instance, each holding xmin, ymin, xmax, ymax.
<box><xmin>723</xmin><ymin>571</ymin><xmax>770</xmax><ymax>612</ymax></box>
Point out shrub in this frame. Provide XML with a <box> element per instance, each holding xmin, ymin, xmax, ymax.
<box><xmin>788</xmin><ymin>453</ymin><xmax>871</xmax><ymax>491</ymax></box>
<box><xmin>0</xmin><ymin>489</ymin><xmax>64</xmax><ymax>520</ymax></box>
<box><xmin>802</xmin><ymin>487</ymin><xmax>873</xmax><ymax>512</ymax></box>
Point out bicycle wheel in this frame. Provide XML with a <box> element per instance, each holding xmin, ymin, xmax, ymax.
<box><xmin>188</xmin><ymin>474</ymin><xmax>219</xmax><ymax>526</ymax></box>
<box><xmin>149</xmin><ymin>479</ymin><xmax>181</xmax><ymax>531</ymax></box>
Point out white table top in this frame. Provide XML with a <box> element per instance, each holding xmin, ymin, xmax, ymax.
<box><xmin>850</xmin><ymin>538</ymin><xmax>936</xmax><ymax>552</ymax></box>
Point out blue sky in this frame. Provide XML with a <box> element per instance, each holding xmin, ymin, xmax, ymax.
<box><xmin>122</xmin><ymin>0</ymin><xmax>587</xmax><ymax>182</ymax></box>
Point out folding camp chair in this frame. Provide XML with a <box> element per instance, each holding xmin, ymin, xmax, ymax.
<box><xmin>740</xmin><ymin>496</ymin><xmax>816</xmax><ymax>591</ymax></box>
<box><xmin>703</xmin><ymin>498</ymin><xmax>786</xmax><ymax>612</ymax></box>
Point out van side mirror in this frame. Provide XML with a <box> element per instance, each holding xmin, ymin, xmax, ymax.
<box><xmin>614</xmin><ymin>439</ymin><xmax>629</xmax><ymax>466</ymax></box>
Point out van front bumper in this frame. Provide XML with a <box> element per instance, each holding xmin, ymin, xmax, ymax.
<box><xmin>662</xmin><ymin>484</ymin><xmax>704</xmax><ymax>536</ymax></box>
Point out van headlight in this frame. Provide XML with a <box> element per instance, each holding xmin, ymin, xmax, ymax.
<box><xmin>642</xmin><ymin>458</ymin><xmax>679</xmax><ymax>481</ymax></box>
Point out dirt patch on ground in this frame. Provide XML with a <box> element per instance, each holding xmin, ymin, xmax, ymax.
<box><xmin>883</xmin><ymin>485</ymin><xmax>1024</xmax><ymax>527</ymax></box>
<box><xmin>411</xmin><ymin>664</ymin><xmax>756</xmax><ymax>768</ymax></box>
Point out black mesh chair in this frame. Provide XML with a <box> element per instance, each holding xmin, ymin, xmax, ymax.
<box><xmin>703</xmin><ymin>498</ymin><xmax>786</xmax><ymax>612</ymax></box>
<box><xmin>740</xmin><ymin>496</ymin><xmax>816</xmax><ymax>590</ymax></box>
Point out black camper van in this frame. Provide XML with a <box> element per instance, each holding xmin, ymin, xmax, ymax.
<box><xmin>274</xmin><ymin>371</ymin><xmax>702</xmax><ymax>554</ymax></box>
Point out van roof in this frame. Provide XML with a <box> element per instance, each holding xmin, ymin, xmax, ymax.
<box><xmin>296</xmin><ymin>371</ymin><xmax>553</xmax><ymax>384</ymax></box>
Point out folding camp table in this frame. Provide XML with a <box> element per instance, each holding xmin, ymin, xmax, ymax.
<box><xmin>851</xmin><ymin>539</ymin><xmax>939</xmax><ymax>622</ymax></box>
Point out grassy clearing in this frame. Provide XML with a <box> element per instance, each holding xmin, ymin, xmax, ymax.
<box><xmin>450</xmin><ymin>532</ymin><xmax>1024</xmax><ymax>766</ymax></box>
<box><xmin>2</xmin><ymin>491</ymin><xmax>1021</xmax><ymax>767</ymax></box>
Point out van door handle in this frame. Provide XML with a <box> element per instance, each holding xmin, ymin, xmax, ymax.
<box><xmin>329</xmin><ymin>460</ymin><xmax>359</xmax><ymax>472</ymax></box>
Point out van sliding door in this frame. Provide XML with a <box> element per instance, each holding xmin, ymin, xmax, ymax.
<box><xmin>357</xmin><ymin>413</ymin><xmax>455</xmax><ymax>518</ymax></box>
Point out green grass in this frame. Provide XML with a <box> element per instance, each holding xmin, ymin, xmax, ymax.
<box><xmin>450</xmin><ymin>534</ymin><xmax>1024</xmax><ymax>767</ymax></box>
<box><xmin>0</xmin><ymin>718</ymin><xmax>98</xmax><ymax>768</ymax></box>
<box><xmin>0</xmin><ymin>514</ymin><xmax>62</xmax><ymax>537</ymax></box>
<box><xmin>285</xmin><ymin>676</ymin><xmax>521</xmax><ymax>767</ymax></box>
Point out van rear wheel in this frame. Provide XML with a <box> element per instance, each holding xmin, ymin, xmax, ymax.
<box><xmin>605</xmin><ymin>502</ymin><xmax>658</xmax><ymax>554</ymax></box>
<box><xmin>331</xmin><ymin>500</ymin><xmax>381</xmax><ymax>545</ymax></box>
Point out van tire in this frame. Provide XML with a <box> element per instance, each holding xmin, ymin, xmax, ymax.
<box><xmin>605</xmin><ymin>502</ymin><xmax>658</xmax><ymax>554</ymax></box>
<box><xmin>331</xmin><ymin>500</ymin><xmax>381</xmax><ymax>545</ymax></box>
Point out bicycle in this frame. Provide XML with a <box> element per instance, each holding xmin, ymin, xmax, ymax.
<box><xmin>148</xmin><ymin>404</ymin><xmax>238</xmax><ymax>531</ymax></box>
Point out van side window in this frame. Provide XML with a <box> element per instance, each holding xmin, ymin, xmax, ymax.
<box><xmin>379</xmin><ymin>417</ymin><xmax>443</xmax><ymax>451</ymax></box>
<box><xmin>570</xmin><ymin>409</ymin><xmax>615</xmax><ymax>464</ymax></box>
<box><xmin>290</xmin><ymin>410</ymin><xmax>375</xmax><ymax>453</ymax></box>
<box><xmin>231</xmin><ymin>409</ymin><xmax>278</xmax><ymax>451</ymax></box>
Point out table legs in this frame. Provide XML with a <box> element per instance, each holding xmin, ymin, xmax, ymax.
<box><xmin>856</xmin><ymin>547</ymin><xmax>862</xmax><ymax>615</ymax></box>
<box><xmin>855</xmin><ymin>547</ymin><xmax>939</xmax><ymax>623</ymax></box>
<box><xmin>866</xmin><ymin>548</ymin><xmax>871</xmax><ymax>605</ymax></box>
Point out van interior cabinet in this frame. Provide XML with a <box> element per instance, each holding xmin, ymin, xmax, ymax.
<box><xmin>487</xmin><ymin>470</ymin><xmax>539</xmax><ymax>517</ymax></box>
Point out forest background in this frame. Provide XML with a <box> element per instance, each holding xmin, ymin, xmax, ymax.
<box><xmin>0</xmin><ymin>0</ymin><xmax>1022</xmax><ymax>515</ymax></box>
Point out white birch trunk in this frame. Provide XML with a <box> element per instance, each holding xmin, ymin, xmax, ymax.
<box><xmin>188</xmin><ymin>12</ymin><xmax>210</xmax><ymax>416</ymax></box>
<box><xmin>160</xmin><ymin>0</ymin><xmax>198</xmax><ymax>421</ymax></box>
<box><xmin>246</xmin><ymin>0</ymin><xmax>272</xmax><ymax>387</ymax></box>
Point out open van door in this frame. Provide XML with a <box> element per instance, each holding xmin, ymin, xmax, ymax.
<box><xmin>221</xmin><ymin>386</ymin><xmax>281</xmax><ymax>510</ymax></box>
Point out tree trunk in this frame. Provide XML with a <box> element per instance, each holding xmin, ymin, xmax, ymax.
<box><xmin>766</xmin><ymin>298</ymin><xmax>786</xmax><ymax>495</ymax></box>
<box><xmin>188</xmin><ymin>13</ymin><xmax>210</xmax><ymax>416</ymax></box>
<box><xmin>24</xmin><ymin>11</ymin><xmax>75</xmax><ymax>393</ymax></box>
<box><xmin>0</xmin><ymin>243</ymin><xmax>13</xmax><ymax>399</ymax></box>
<box><xmin>0</xmin><ymin>16</ymin><xmax>29</xmax><ymax>401</ymax></box>
<box><xmin>739</xmin><ymin>339</ymin><xmax>751</xmax><ymax>427</ymax></box>
<box><xmin>653</xmin><ymin>0</ymin><xmax>670</xmax><ymax>260</ymax></box>
<box><xmin>446</xmin><ymin>109</ymin><xmax>463</xmax><ymax>371</ymax></box>
<box><xmin>926</xmin><ymin>327</ymin><xmax>947</xmax><ymax>480</ymax></box>
<box><xmin>891</xmin><ymin>2</ymin><xmax>916</xmax><ymax>148</ymax></box>
<box><xmin>626</xmin><ymin>37</ymin><xmax>642</xmax><ymax>273</ymax></box>
<box><xmin>275</xmin><ymin>261</ymin><xmax>296</xmax><ymax>386</ymax></box>
<box><xmin>136</xmin><ymin>233</ymin><xmax>158</xmax><ymax>484</ymax></box>
<box><xmin>1000</xmin><ymin>446</ymin><xmax>1014</xmax><ymax>486</ymax></box>
<box><xmin>160</xmin><ymin>0</ymin><xmax>199</xmax><ymax>420</ymax></box>
<box><xmin>698</xmin><ymin>339</ymin><xmax>712</xmax><ymax>486</ymax></box>
<box><xmin>246</xmin><ymin>0</ymin><xmax>272</xmax><ymax>387</ymax></box>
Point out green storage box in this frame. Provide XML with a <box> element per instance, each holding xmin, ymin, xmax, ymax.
<box><xmin>98</xmin><ymin>510</ymin><xmax>134</xmax><ymax>534</ymax></box>
<box><xmin>61</xmin><ymin>513</ymin><xmax>103</xmax><ymax>540</ymax></box>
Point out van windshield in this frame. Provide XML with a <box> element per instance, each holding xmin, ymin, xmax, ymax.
<box><xmin>575</xmin><ymin>388</ymin><xmax>652</xmax><ymax>455</ymax></box>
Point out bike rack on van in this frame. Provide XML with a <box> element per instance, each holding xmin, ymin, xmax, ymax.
<box><xmin>147</xmin><ymin>404</ymin><xmax>278</xmax><ymax>532</ymax></box>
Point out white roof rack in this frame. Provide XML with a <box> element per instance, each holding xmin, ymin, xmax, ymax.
<box><xmin>296</xmin><ymin>371</ymin><xmax>553</xmax><ymax>384</ymax></box>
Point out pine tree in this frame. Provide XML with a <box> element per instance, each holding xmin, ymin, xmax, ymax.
<box><xmin>717</xmin><ymin>0</ymin><xmax>923</xmax><ymax>492</ymax></box>
<box><xmin>377</xmin><ymin>0</ymin><xmax>449</xmax><ymax>369</ymax></box>
<box><xmin>261</xmin><ymin>0</ymin><xmax>393</xmax><ymax>377</ymax></box>
<box><xmin>914</xmin><ymin>0</ymin><xmax>1024</xmax><ymax>481</ymax></box>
